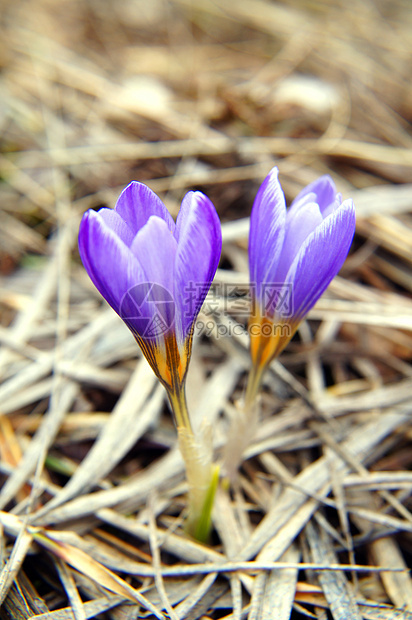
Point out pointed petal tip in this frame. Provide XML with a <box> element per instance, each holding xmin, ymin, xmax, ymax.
<box><xmin>114</xmin><ymin>181</ymin><xmax>175</xmax><ymax>234</ymax></box>
<box><xmin>260</xmin><ymin>166</ymin><xmax>281</xmax><ymax>193</ymax></box>
<box><xmin>292</xmin><ymin>174</ymin><xmax>338</xmax><ymax>214</ymax></box>
<box><xmin>341</xmin><ymin>196</ymin><xmax>356</xmax><ymax>213</ymax></box>
<box><xmin>78</xmin><ymin>208</ymin><xmax>99</xmax><ymax>257</ymax></box>
<box><xmin>267</xmin><ymin>165</ymin><xmax>280</xmax><ymax>178</ymax></box>
<box><xmin>115</xmin><ymin>180</ymin><xmax>152</xmax><ymax>204</ymax></box>
<box><xmin>333</xmin><ymin>197</ymin><xmax>356</xmax><ymax>238</ymax></box>
<box><xmin>249</xmin><ymin>166</ymin><xmax>287</xmax><ymax>293</ymax></box>
<box><xmin>252</xmin><ymin>166</ymin><xmax>285</xmax><ymax>213</ymax></box>
<box><xmin>176</xmin><ymin>189</ymin><xmax>222</xmax><ymax>255</ymax></box>
<box><xmin>79</xmin><ymin>205</ymin><xmax>94</xmax><ymax>228</ymax></box>
<box><xmin>174</xmin><ymin>190</ymin><xmax>222</xmax><ymax>340</ymax></box>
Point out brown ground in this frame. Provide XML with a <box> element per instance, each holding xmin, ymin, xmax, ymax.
<box><xmin>1</xmin><ymin>0</ymin><xmax>412</xmax><ymax>618</ymax></box>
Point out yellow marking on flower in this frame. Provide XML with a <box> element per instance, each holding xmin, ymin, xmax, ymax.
<box><xmin>134</xmin><ymin>332</ymin><xmax>190</xmax><ymax>391</ymax></box>
<box><xmin>249</xmin><ymin>311</ymin><xmax>298</xmax><ymax>371</ymax></box>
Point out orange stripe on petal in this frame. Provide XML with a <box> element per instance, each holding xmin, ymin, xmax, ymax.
<box><xmin>134</xmin><ymin>332</ymin><xmax>191</xmax><ymax>392</ymax></box>
<box><xmin>249</xmin><ymin>312</ymin><xmax>299</xmax><ymax>371</ymax></box>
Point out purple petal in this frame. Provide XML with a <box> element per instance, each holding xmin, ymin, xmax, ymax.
<box><xmin>174</xmin><ymin>191</ymin><xmax>222</xmax><ymax>340</ymax></box>
<box><xmin>131</xmin><ymin>215</ymin><xmax>177</xmax><ymax>295</ymax></box>
<box><xmin>275</xmin><ymin>202</ymin><xmax>323</xmax><ymax>282</ymax></box>
<box><xmin>284</xmin><ymin>199</ymin><xmax>355</xmax><ymax>321</ymax></box>
<box><xmin>322</xmin><ymin>193</ymin><xmax>342</xmax><ymax>218</ymax></box>
<box><xmin>115</xmin><ymin>181</ymin><xmax>175</xmax><ymax>235</ymax></box>
<box><xmin>285</xmin><ymin>191</ymin><xmax>317</xmax><ymax>220</ymax></box>
<box><xmin>291</xmin><ymin>175</ymin><xmax>336</xmax><ymax>215</ymax></box>
<box><xmin>249</xmin><ymin>167</ymin><xmax>286</xmax><ymax>302</ymax></box>
<box><xmin>98</xmin><ymin>208</ymin><xmax>135</xmax><ymax>247</ymax></box>
<box><xmin>120</xmin><ymin>280</ymin><xmax>175</xmax><ymax>342</ymax></box>
<box><xmin>128</xmin><ymin>216</ymin><xmax>178</xmax><ymax>337</ymax></box>
<box><xmin>78</xmin><ymin>210</ymin><xmax>143</xmax><ymax>313</ymax></box>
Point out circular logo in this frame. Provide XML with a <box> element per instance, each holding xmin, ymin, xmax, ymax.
<box><xmin>120</xmin><ymin>283</ymin><xmax>175</xmax><ymax>338</ymax></box>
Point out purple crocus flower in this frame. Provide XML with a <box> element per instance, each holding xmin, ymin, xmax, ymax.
<box><xmin>79</xmin><ymin>182</ymin><xmax>222</xmax><ymax>395</ymax></box>
<box><xmin>79</xmin><ymin>182</ymin><xmax>222</xmax><ymax>540</ymax></box>
<box><xmin>247</xmin><ymin>167</ymin><xmax>355</xmax><ymax>399</ymax></box>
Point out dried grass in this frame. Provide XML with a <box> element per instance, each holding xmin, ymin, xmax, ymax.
<box><xmin>1</xmin><ymin>0</ymin><xmax>412</xmax><ymax>618</ymax></box>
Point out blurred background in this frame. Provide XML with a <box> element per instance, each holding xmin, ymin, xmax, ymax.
<box><xmin>1</xmin><ymin>0</ymin><xmax>412</xmax><ymax>617</ymax></box>
<box><xmin>2</xmin><ymin>0</ymin><xmax>411</xmax><ymax>237</ymax></box>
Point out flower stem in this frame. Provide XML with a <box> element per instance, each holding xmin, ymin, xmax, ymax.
<box><xmin>167</xmin><ymin>384</ymin><xmax>218</xmax><ymax>543</ymax></box>
<box><xmin>188</xmin><ymin>462</ymin><xmax>219</xmax><ymax>543</ymax></box>
<box><xmin>244</xmin><ymin>361</ymin><xmax>265</xmax><ymax>412</ymax></box>
<box><xmin>167</xmin><ymin>382</ymin><xmax>193</xmax><ymax>434</ymax></box>
<box><xmin>223</xmin><ymin>361</ymin><xmax>266</xmax><ymax>483</ymax></box>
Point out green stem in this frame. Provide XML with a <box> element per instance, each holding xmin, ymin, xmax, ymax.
<box><xmin>190</xmin><ymin>463</ymin><xmax>220</xmax><ymax>543</ymax></box>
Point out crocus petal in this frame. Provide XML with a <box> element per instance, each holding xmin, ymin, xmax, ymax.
<box><xmin>322</xmin><ymin>193</ymin><xmax>342</xmax><ymax>218</ymax></box>
<box><xmin>291</xmin><ymin>174</ymin><xmax>336</xmax><ymax>214</ymax></box>
<box><xmin>129</xmin><ymin>215</ymin><xmax>178</xmax><ymax>337</ymax></box>
<box><xmin>249</xmin><ymin>167</ymin><xmax>286</xmax><ymax>303</ymax></box>
<box><xmin>275</xmin><ymin>202</ymin><xmax>323</xmax><ymax>282</ymax></box>
<box><xmin>131</xmin><ymin>215</ymin><xmax>177</xmax><ymax>293</ymax></box>
<box><xmin>174</xmin><ymin>191</ymin><xmax>222</xmax><ymax>340</ymax></box>
<box><xmin>78</xmin><ymin>210</ymin><xmax>143</xmax><ymax>313</ymax></box>
<box><xmin>98</xmin><ymin>208</ymin><xmax>135</xmax><ymax>247</ymax></box>
<box><xmin>285</xmin><ymin>199</ymin><xmax>355</xmax><ymax>321</ymax></box>
<box><xmin>286</xmin><ymin>191</ymin><xmax>317</xmax><ymax>219</ymax></box>
<box><xmin>115</xmin><ymin>181</ymin><xmax>175</xmax><ymax>235</ymax></box>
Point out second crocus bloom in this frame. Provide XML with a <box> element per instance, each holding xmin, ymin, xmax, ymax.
<box><xmin>246</xmin><ymin>167</ymin><xmax>356</xmax><ymax>406</ymax></box>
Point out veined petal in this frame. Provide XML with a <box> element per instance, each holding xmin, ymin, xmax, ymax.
<box><xmin>322</xmin><ymin>193</ymin><xmax>342</xmax><ymax>218</ymax></box>
<box><xmin>131</xmin><ymin>215</ymin><xmax>177</xmax><ymax>293</ymax></box>
<box><xmin>98</xmin><ymin>208</ymin><xmax>135</xmax><ymax>247</ymax></box>
<box><xmin>78</xmin><ymin>209</ymin><xmax>143</xmax><ymax>313</ymax></box>
<box><xmin>285</xmin><ymin>199</ymin><xmax>355</xmax><ymax>321</ymax></box>
<box><xmin>275</xmin><ymin>202</ymin><xmax>323</xmax><ymax>281</ymax></box>
<box><xmin>174</xmin><ymin>191</ymin><xmax>222</xmax><ymax>340</ymax></box>
<box><xmin>286</xmin><ymin>191</ymin><xmax>317</xmax><ymax>219</ymax></box>
<box><xmin>291</xmin><ymin>174</ymin><xmax>336</xmax><ymax>214</ymax></box>
<box><xmin>129</xmin><ymin>215</ymin><xmax>177</xmax><ymax>338</ymax></box>
<box><xmin>115</xmin><ymin>181</ymin><xmax>175</xmax><ymax>235</ymax></box>
<box><xmin>249</xmin><ymin>168</ymin><xmax>286</xmax><ymax>304</ymax></box>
